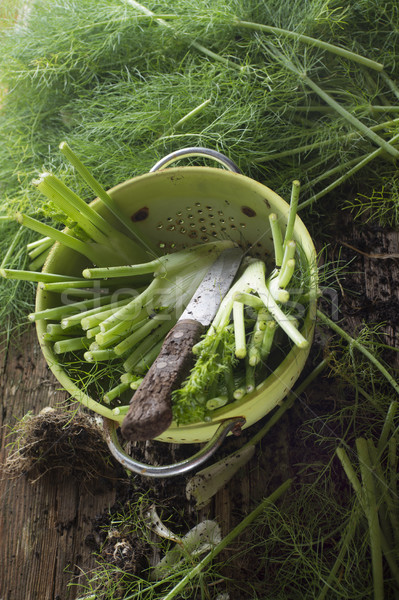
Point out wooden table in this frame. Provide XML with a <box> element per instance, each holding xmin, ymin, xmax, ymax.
<box><xmin>0</xmin><ymin>328</ymin><xmax>117</xmax><ymax>600</ymax></box>
<box><xmin>1</xmin><ymin>215</ymin><xmax>398</xmax><ymax>599</ymax></box>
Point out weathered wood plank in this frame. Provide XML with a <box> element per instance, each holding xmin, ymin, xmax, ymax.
<box><xmin>0</xmin><ymin>327</ymin><xmax>116</xmax><ymax>600</ymax></box>
<box><xmin>337</xmin><ymin>216</ymin><xmax>399</xmax><ymax>348</ymax></box>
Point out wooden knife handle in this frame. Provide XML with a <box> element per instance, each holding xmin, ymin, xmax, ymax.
<box><xmin>120</xmin><ymin>319</ymin><xmax>204</xmax><ymax>441</ymax></box>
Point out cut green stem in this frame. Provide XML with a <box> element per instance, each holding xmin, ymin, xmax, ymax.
<box><xmin>26</xmin><ymin>236</ymin><xmax>52</xmax><ymax>251</ymax></box>
<box><xmin>53</xmin><ymin>336</ymin><xmax>90</xmax><ymax>354</ymax></box>
<box><xmin>123</xmin><ymin>320</ymin><xmax>172</xmax><ymax>372</ymax></box>
<box><xmin>35</xmin><ymin>174</ymin><xmax>111</xmax><ymax>243</ymax></box>
<box><xmin>29</xmin><ymin>293</ymin><xmax>117</xmax><ymax>322</ymax></box>
<box><xmin>63</xmin><ymin>296</ymin><xmax>132</xmax><ymax>329</ymax></box>
<box><xmin>248</xmin><ymin>314</ymin><xmax>265</xmax><ymax>366</ymax></box>
<box><xmin>28</xmin><ymin>249</ymin><xmax>51</xmax><ymax>271</ymax></box>
<box><xmin>80</xmin><ymin>299</ymin><xmax>133</xmax><ymax>330</ymax></box>
<box><xmin>336</xmin><ymin>447</ymin><xmax>364</xmax><ymax>500</ymax></box>
<box><xmin>59</xmin><ymin>141</ymin><xmax>158</xmax><ymax>256</ymax></box>
<box><xmin>233</xmin><ymin>292</ymin><xmax>264</xmax><ymax>310</ymax></box>
<box><xmin>284</xmin><ymin>180</ymin><xmax>300</xmax><ymax>248</ymax></box>
<box><xmin>110</xmin><ymin>315</ymin><xmax>169</xmax><ymax>355</ymax></box>
<box><xmin>84</xmin><ymin>349</ymin><xmax>116</xmax><ymax>362</ymax></box>
<box><xmin>279</xmin><ymin>258</ymin><xmax>295</xmax><ymax>289</ymax></box>
<box><xmin>233</xmin><ymin>300</ymin><xmax>246</xmax><ymax>358</ymax></box>
<box><xmin>15</xmin><ymin>213</ymin><xmax>98</xmax><ymax>262</ymax></box>
<box><xmin>41</xmin><ymin>280</ymin><xmax>112</xmax><ymax>291</ymax></box>
<box><xmin>280</xmin><ymin>240</ymin><xmax>296</xmax><ymax>274</ymax></box>
<box><xmin>1</xmin><ymin>269</ymin><xmax>82</xmax><ymax>283</ymax></box>
<box><xmin>27</xmin><ymin>237</ymin><xmax>53</xmax><ymax>260</ymax></box>
<box><xmin>134</xmin><ymin>339</ymin><xmax>164</xmax><ymax>374</ymax></box>
<box><xmin>103</xmin><ymin>381</ymin><xmax>131</xmax><ymax>404</ymax></box>
<box><xmin>269</xmin><ymin>213</ymin><xmax>284</xmax><ymax>267</ymax></box>
<box><xmin>159</xmin><ymin>98</ymin><xmax>212</xmax><ymax>139</ymax></box>
<box><xmin>260</xmin><ymin>320</ymin><xmax>277</xmax><ymax>360</ymax></box>
<box><xmin>99</xmin><ymin>281</ymin><xmax>157</xmax><ymax>334</ymax></box>
<box><xmin>83</xmin><ymin>261</ymin><xmax>160</xmax><ymax>279</ymax></box>
<box><xmin>257</xmin><ymin>284</ymin><xmax>307</xmax><ymax>348</ymax></box>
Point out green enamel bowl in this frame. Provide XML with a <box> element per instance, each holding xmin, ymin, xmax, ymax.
<box><xmin>36</xmin><ymin>160</ymin><xmax>317</xmax><ymax>444</ymax></box>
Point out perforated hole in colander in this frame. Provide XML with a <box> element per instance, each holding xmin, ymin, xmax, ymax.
<box><xmin>150</xmin><ymin>200</ymin><xmax>271</xmax><ymax>259</ymax></box>
<box><xmin>150</xmin><ymin>202</ymin><xmax>268</xmax><ymax>256</ymax></box>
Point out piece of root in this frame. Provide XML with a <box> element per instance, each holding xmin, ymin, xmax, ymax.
<box><xmin>4</xmin><ymin>407</ymin><xmax>118</xmax><ymax>482</ymax></box>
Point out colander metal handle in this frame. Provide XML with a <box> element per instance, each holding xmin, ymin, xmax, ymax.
<box><xmin>150</xmin><ymin>147</ymin><xmax>241</xmax><ymax>173</ymax></box>
<box><xmin>103</xmin><ymin>416</ymin><xmax>245</xmax><ymax>478</ymax></box>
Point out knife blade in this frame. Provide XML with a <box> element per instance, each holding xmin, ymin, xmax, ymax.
<box><xmin>120</xmin><ymin>247</ymin><xmax>244</xmax><ymax>442</ymax></box>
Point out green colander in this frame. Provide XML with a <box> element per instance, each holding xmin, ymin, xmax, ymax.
<box><xmin>35</xmin><ymin>148</ymin><xmax>317</xmax><ymax>476</ymax></box>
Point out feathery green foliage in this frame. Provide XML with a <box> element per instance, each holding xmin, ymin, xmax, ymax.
<box><xmin>1</xmin><ymin>0</ymin><xmax>399</xmax><ymax>222</ymax></box>
<box><xmin>1</xmin><ymin>3</ymin><xmax>399</xmax><ymax>598</ymax></box>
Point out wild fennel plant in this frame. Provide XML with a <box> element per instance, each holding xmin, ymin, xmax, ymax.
<box><xmin>1</xmin><ymin>0</ymin><xmax>399</xmax><ymax>209</ymax></box>
<box><xmin>1</xmin><ymin>2</ymin><xmax>399</xmax><ymax>598</ymax></box>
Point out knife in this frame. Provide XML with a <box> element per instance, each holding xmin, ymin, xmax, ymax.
<box><xmin>120</xmin><ymin>247</ymin><xmax>244</xmax><ymax>442</ymax></box>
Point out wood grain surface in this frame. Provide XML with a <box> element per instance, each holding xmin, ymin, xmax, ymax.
<box><xmin>0</xmin><ymin>327</ymin><xmax>116</xmax><ymax>600</ymax></box>
<box><xmin>0</xmin><ymin>215</ymin><xmax>398</xmax><ymax>599</ymax></box>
